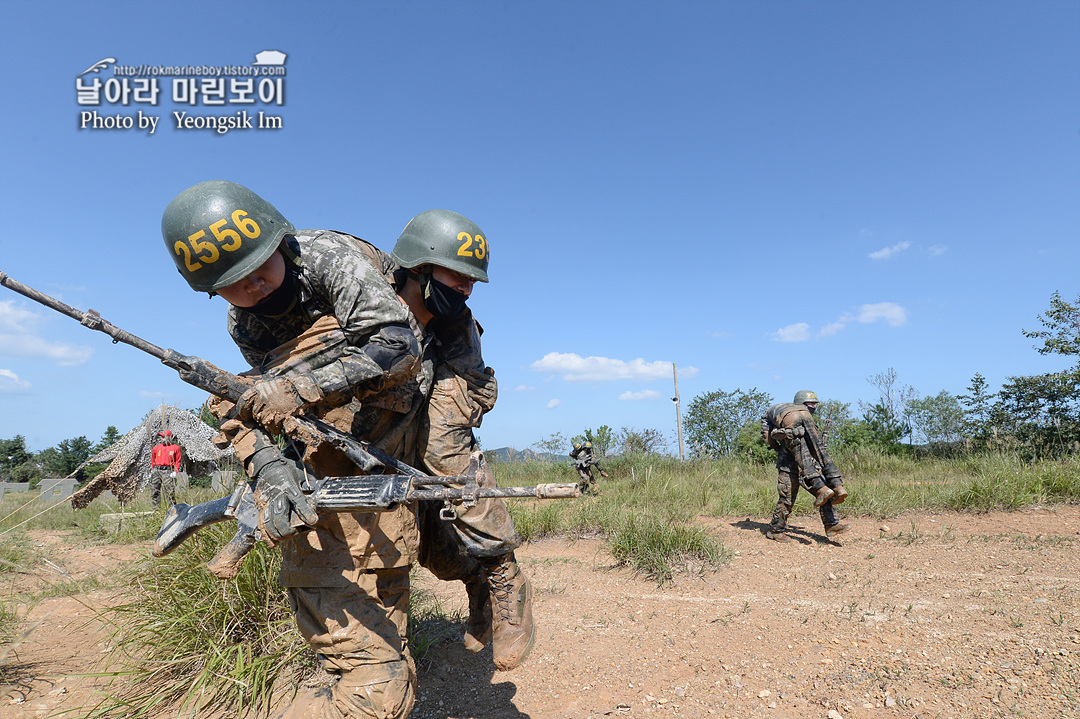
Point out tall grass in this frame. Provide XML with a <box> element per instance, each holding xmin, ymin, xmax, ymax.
<box><xmin>80</xmin><ymin>523</ymin><xmax>307</xmax><ymax>719</ymax></box>
<box><xmin>75</xmin><ymin>522</ymin><xmax>473</xmax><ymax>718</ymax></box>
<box><xmin>500</xmin><ymin>449</ymin><xmax>1080</xmax><ymax>530</ymax></box>
<box><xmin>0</xmin><ymin>488</ymin><xmax>227</xmax><ymax>545</ymax></box>
<box><xmin>1</xmin><ymin>451</ymin><xmax>1076</xmax><ymax>716</ymax></box>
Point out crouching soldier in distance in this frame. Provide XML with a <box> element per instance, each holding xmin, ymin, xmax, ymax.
<box><xmin>569</xmin><ymin>441</ymin><xmax>608</xmax><ymax>495</ymax></box>
<box><xmin>761</xmin><ymin>390</ymin><xmax>850</xmax><ymax>543</ymax></box>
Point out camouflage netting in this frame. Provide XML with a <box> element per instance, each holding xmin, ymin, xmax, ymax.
<box><xmin>70</xmin><ymin>403</ymin><xmax>236</xmax><ymax>509</ymax></box>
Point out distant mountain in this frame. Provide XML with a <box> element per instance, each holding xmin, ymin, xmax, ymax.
<box><xmin>484</xmin><ymin>447</ymin><xmax>565</xmax><ymax>463</ymax></box>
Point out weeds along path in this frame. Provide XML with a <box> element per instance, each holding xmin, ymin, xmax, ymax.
<box><xmin>3</xmin><ymin>507</ymin><xmax>1080</xmax><ymax>719</ymax></box>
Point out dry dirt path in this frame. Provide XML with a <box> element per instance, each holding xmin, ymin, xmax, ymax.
<box><xmin>2</xmin><ymin>507</ymin><xmax>1078</xmax><ymax>719</ymax></box>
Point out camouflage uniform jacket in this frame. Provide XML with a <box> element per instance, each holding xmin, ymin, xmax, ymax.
<box><xmin>569</xmin><ymin>445</ymin><xmax>600</xmax><ymax>469</ymax></box>
<box><xmin>225</xmin><ymin>229</ymin><xmax>435</xmax><ymax>585</ymax></box>
<box><xmin>762</xmin><ymin>403</ymin><xmax>841</xmax><ymax>480</ymax></box>
<box><xmin>329</xmin><ymin>231</ymin><xmax>493</xmax><ymax>435</ymax></box>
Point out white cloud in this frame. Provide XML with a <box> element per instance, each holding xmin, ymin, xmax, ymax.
<box><xmin>529</xmin><ymin>352</ymin><xmax>698</xmax><ymax>382</ymax></box>
<box><xmin>928</xmin><ymin>244</ymin><xmax>947</xmax><ymax>256</ymax></box>
<box><xmin>771</xmin><ymin>323</ymin><xmax>810</xmax><ymax>342</ymax></box>
<box><xmin>0</xmin><ymin>301</ymin><xmax>38</xmax><ymax>333</ymax></box>
<box><xmin>619</xmin><ymin>389</ymin><xmax>663</xmax><ymax>401</ymax></box>
<box><xmin>515</xmin><ymin>384</ymin><xmax>536</xmax><ymax>392</ymax></box>
<box><xmin>868</xmin><ymin>241</ymin><xmax>911</xmax><ymax>260</ymax></box>
<box><xmin>0</xmin><ymin>301</ymin><xmax>94</xmax><ymax>366</ymax></box>
<box><xmin>0</xmin><ymin>369</ymin><xmax>31</xmax><ymax>394</ymax></box>
<box><xmin>0</xmin><ymin>333</ymin><xmax>94</xmax><ymax>366</ymax></box>
<box><xmin>818</xmin><ymin>320</ymin><xmax>848</xmax><ymax>337</ymax></box>
<box><xmin>815</xmin><ymin>302</ymin><xmax>908</xmax><ymax>338</ymax></box>
<box><xmin>857</xmin><ymin>302</ymin><xmax>908</xmax><ymax>326</ymax></box>
<box><xmin>546</xmin><ymin>398</ymin><xmax>561</xmax><ymax>408</ymax></box>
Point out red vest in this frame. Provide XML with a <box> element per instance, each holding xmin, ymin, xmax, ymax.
<box><xmin>151</xmin><ymin>443</ymin><xmax>182</xmax><ymax>471</ymax></box>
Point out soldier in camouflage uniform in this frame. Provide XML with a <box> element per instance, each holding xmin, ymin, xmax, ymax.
<box><xmin>761</xmin><ymin>390</ymin><xmax>850</xmax><ymax>543</ymax></box>
<box><xmin>387</xmin><ymin>210</ymin><xmax>534</xmax><ymax>671</ymax></box>
<box><xmin>330</xmin><ymin>210</ymin><xmax>534</xmax><ymax>670</ymax></box>
<box><xmin>163</xmin><ymin>180</ymin><xmax>429</xmax><ymax>719</ymax></box>
<box><xmin>569</xmin><ymin>441</ymin><xmax>608</xmax><ymax>495</ymax></box>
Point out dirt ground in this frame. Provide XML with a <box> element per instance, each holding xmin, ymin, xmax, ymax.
<box><xmin>1</xmin><ymin>506</ymin><xmax>1078</xmax><ymax>719</ymax></box>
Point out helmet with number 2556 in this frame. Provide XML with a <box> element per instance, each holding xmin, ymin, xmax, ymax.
<box><xmin>162</xmin><ymin>180</ymin><xmax>295</xmax><ymax>292</ymax></box>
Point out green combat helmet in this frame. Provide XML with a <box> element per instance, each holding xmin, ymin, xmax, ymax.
<box><xmin>794</xmin><ymin>390</ymin><xmax>820</xmax><ymax>405</ymax></box>
<box><xmin>391</xmin><ymin>209</ymin><xmax>490</xmax><ymax>282</ymax></box>
<box><xmin>162</xmin><ymin>180</ymin><xmax>296</xmax><ymax>292</ymax></box>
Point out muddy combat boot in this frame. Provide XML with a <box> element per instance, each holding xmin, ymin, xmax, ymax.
<box><xmin>812</xmin><ymin>486</ymin><xmax>836</xmax><ymax>508</ymax></box>
<box><xmin>824</xmin><ymin>522</ymin><xmax>850</xmax><ymax>540</ymax></box>
<box><xmin>766</xmin><ymin>530</ymin><xmax>791</xmax><ymax>543</ymax></box>
<box><xmin>463</xmin><ymin>576</ymin><xmax>493</xmax><ymax>653</ymax></box>
<box><xmin>483</xmin><ymin>553</ymin><xmax>535</xmax><ymax>671</ymax></box>
<box><xmin>829</xmin><ymin>485</ymin><xmax>849</xmax><ymax>505</ymax></box>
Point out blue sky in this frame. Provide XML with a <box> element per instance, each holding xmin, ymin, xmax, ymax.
<box><xmin>1</xmin><ymin>1</ymin><xmax>1077</xmax><ymax>456</ymax></box>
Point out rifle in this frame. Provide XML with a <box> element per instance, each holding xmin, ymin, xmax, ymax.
<box><xmin>155</xmin><ymin>450</ymin><xmax>577</xmax><ymax>578</ymax></box>
<box><xmin>0</xmin><ymin>272</ymin><xmax>580</xmax><ymax>577</ymax></box>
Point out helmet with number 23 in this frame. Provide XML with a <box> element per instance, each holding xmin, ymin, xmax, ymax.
<box><xmin>391</xmin><ymin>209</ymin><xmax>490</xmax><ymax>283</ymax></box>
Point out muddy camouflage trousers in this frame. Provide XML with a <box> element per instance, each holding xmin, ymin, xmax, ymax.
<box><xmin>417</xmin><ymin>366</ymin><xmax>522</xmax><ymax>568</ymax></box>
<box><xmin>770</xmin><ymin>456</ymin><xmax>841</xmax><ymax>532</ymax></box>
<box><xmin>275</xmin><ymin>568</ymin><xmax>415</xmax><ymax>719</ymax></box>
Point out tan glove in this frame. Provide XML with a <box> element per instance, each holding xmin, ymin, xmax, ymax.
<box><xmin>237</xmin><ymin>374</ymin><xmax>323</xmax><ymax>434</ymax></box>
<box><xmin>462</xmin><ymin>366</ymin><xmax>498</xmax><ymax>413</ymax></box>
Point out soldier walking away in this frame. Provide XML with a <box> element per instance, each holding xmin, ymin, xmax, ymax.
<box><xmin>761</xmin><ymin>390</ymin><xmax>850</xmax><ymax>543</ymax></box>
<box><xmin>148</xmin><ymin>430</ymin><xmax>181</xmax><ymax>507</ymax></box>
<box><xmin>569</xmin><ymin>441</ymin><xmax>608</xmax><ymax>495</ymax></box>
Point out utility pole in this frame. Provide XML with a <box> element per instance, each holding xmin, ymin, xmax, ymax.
<box><xmin>672</xmin><ymin>363</ymin><xmax>685</xmax><ymax>460</ymax></box>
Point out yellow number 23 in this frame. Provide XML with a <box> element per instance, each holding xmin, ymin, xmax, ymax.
<box><xmin>456</xmin><ymin>231</ymin><xmax>487</xmax><ymax>260</ymax></box>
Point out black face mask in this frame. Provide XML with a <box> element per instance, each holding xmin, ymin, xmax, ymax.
<box><xmin>245</xmin><ymin>266</ymin><xmax>299</xmax><ymax>317</ymax></box>
<box><xmin>421</xmin><ymin>273</ymin><xmax>468</xmax><ymax>320</ymax></box>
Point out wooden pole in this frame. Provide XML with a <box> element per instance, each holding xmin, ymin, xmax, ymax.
<box><xmin>673</xmin><ymin>363</ymin><xmax>685</xmax><ymax>460</ymax></box>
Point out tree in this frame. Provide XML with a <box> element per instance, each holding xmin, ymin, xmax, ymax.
<box><xmin>814</xmin><ymin>399</ymin><xmax>855</xmax><ymax>449</ymax></box>
<box><xmin>841</xmin><ymin>403</ymin><xmax>908</xmax><ymax>451</ymax></box>
<box><xmin>683</xmin><ymin>387</ymin><xmax>773</xmax><ymax>457</ymax></box>
<box><xmin>92</xmin><ymin>426</ymin><xmax>122</xmax><ymax>454</ymax></box>
<box><xmin>906</xmin><ymin>390</ymin><xmax>965</xmax><ymax>446</ymax></box>
<box><xmin>733</xmin><ymin>418</ymin><xmax>771</xmax><ymax>464</ymax></box>
<box><xmin>861</xmin><ymin>368</ymin><xmax>917</xmax><ymax>445</ymax></box>
<box><xmin>958</xmin><ymin>373</ymin><xmax>994</xmax><ymax>438</ymax></box>
<box><xmin>995</xmin><ymin>370</ymin><xmax>1080</xmax><ymax>455</ymax></box>
<box><xmin>1023</xmin><ymin>291</ymin><xmax>1080</xmax><ymax>362</ymax></box>
<box><xmin>0</xmin><ymin>435</ymin><xmax>33</xmax><ymax>479</ymax></box>
<box><xmin>42</xmin><ymin>436</ymin><xmax>93</xmax><ymax>480</ymax></box>
<box><xmin>571</xmin><ymin>425</ymin><xmax>616</xmax><ymax>456</ymax></box>
<box><xmin>615</xmin><ymin>427</ymin><xmax>667</xmax><ymax>455</ymax></box>
<box><xmin>531</xmin><ymin>432</ymin><xmax>568</xmax><ymax>458</ymax></box>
